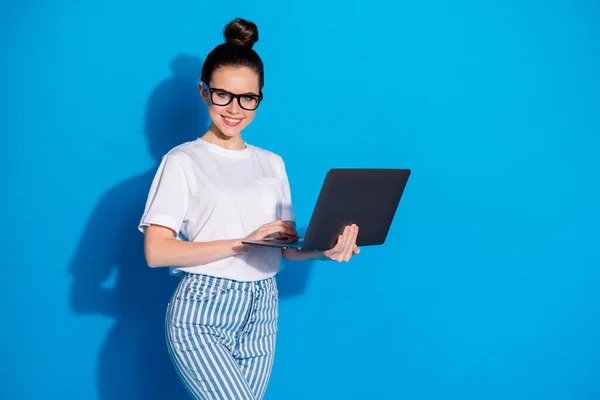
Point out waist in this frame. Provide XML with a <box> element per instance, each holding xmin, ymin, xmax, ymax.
<box><xmin>173</xmin><ymin>248</ymin><xmax>282</xmax><ymax>281</ymax></box>
<box><xmin>179</xmin><ymin>271</ymin><xmax>276</xmax><ymax>293</ymax></box>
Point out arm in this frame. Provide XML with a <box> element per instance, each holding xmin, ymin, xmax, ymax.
<box><xmin>144</xmin><ymin>225</ymin><xmax>244</xmax><ymax>268</ymax></box>
<box><xmin>144</xmin><ymin>220</ymin><xmax>298</xmax><ymax>268</ymax></box>
<box><xmin>141</xmin><ymin>155</ymin><xmax>237</xmax><ymax>268</ymax></box>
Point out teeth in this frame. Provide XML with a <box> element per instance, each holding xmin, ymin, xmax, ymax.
<box><xmin>224</xmin><ymin>117</ymin><xmax>240</xmax><ymax>123</ymax></box>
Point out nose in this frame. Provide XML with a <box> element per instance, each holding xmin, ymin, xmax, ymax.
<box><xmin>226</xmin><ymin>97</ymin><xmax>241</xmax><ymax>115</ymax></box>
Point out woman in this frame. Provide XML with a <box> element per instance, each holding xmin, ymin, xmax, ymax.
<box><xmin>139</xmin><ymin>18</ymin><xmax>359</xmax><ymax>400</ymax></box>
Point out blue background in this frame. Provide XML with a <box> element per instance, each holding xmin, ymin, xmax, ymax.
<box><xmin>2</xmin><ymin>0</ymin><xmax>599</xmax><ymax>399</ymax></box>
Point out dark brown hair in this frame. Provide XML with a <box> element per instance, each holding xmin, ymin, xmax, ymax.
<box><xmin>201</xmin><ymin>18</ymin><xmax>264</xmax><ymax>91</ymax></box>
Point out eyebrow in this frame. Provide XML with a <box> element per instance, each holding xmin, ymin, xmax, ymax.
<box><xmin>213</xmin><ymin>87</ymin><xmax>259</xmax><ymax>96</ymax></box>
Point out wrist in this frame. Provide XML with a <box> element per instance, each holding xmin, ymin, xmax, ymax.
<box><xmin>231</xmin><ymin>238</ymin><xmax>248</xmax><ymax>254</ymax></box>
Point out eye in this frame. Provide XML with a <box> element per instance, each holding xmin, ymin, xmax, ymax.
<box><xmin>241</xmin><ymin>95</ymin><xmax>255</xmax><ymax>103</ymax></box>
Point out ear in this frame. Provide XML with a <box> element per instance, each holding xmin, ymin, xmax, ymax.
<box><xmin>198</xmin><ymin>84</ymin><xmax>209</xmax><ymax>105</ymax></box>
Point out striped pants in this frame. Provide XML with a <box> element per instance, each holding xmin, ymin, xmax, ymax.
<box><xmin>165</xmin><ymin>273</ymin><xmax>279</xmax><ymax>400</ymax></box>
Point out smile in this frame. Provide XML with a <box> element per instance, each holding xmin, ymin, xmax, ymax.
<box><xmin>222</xmin><ymin>116</ymin><xmax>242</xmax><ymax>127</ymax></box>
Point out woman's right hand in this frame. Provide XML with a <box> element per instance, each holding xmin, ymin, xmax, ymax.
<box><xmin>241</xmin><ymin>220</ymin><xmax>299</xmax><ymax>246</ymax></box>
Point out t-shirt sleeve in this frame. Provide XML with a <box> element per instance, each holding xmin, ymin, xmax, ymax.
<box><xmin>138</xmin><ymin>154</ymin><xmax>189</xmax><ymax>235</ymax></box>
<box><xmin>278</xmin><ymin>157</ymin><xmax>295</xmax><ymax>222</ymax></box>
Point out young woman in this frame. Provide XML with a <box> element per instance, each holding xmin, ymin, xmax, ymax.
<box><xmin>139</xmin><ymin>18</ymin><xmax>359</xmax><ymax>400</ymax></box>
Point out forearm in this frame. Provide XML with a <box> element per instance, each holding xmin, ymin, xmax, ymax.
<box><xmin>282</xmin><ymin>249</ymin><xmax>326</xmax><ymax>262</ymax></box>
<box><xmin>145</xmin><ymin>237</ymin><xmax>244</xmax><ymax>268</ymax></box>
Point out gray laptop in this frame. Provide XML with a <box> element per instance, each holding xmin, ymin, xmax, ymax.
<box><xmin>242</xmin><ymin>168</ymin><xmax>411</xmax><ymax>251</ymax></box>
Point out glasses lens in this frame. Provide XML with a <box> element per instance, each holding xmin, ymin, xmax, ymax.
<box><xmin>211</xmin><ymin>90</ymin><xmax>232</xmax><ymax>106</ymax></box>
<box><xmin>239</xmin><ymin>95</ymin><xmax>259</xmax><ymax>110</ymax></box>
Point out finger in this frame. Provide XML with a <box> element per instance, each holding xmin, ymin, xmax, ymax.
<box><xmin>282</xmin><ymin>220</ymin><xmax>296</xmax><ymax>230</ymax></box>
<box><xmin>337</xmin><ymin>225</ymin><xmax>352</xmax><ymax>260</ymax></box>
<box><xmin>334</xmin><ymin>236</ymin><xmax>345</xmax><ymax>261</ymax></box>
<box><xmin>351</xmin><ymin>225</ymin><xmax>360</xmax><ymax>253</ymax></box>
<box><xmin>260</xmin><ymin>226</ymin><xmax>296</xmax><ymax>239</ymax></box>
<box><xmin>284</xmin><ymin>223</ymin><xmax>298</xmax><ymax>236</ymax></box>
<box><xmin>324</xmin><ymin>234</ymin><xmax>344</xmax><ymax>260</ymax></box>
<box><xmin>265</xmin><ymin>221</ymin><xmax>298</xmax><ymax>236</ymax></box>
<box><xmin>344</xmin><ymin>224</ymin><xmax>357</xmax><ymax>251</ymax></box>
<box><xmin>330</xmin><ymin>235</ymin><xmax>344</xmax><ymax>253</ymax></box>
<box><xmin>342</xmin><ymin>225</ymin><xmax>358</xmax><ymax>260</ymax></box>
<box><xmin>353</xmin><ymin>244</ymin><xmax>360</xmax><ymax>254</ymax></box>
<box><xmin>335</xmin><ymin>226</ymin><xmax>349</xmax><ymax>256</ymax></box>
<box><xmin>279</xmin><ymin>220</ymin><xmax>296</xmax><ymax>230</ymax></box>
<box><xmin>260</xmin><ymin>221</ymin><xmax>296</xmax><ymax>235</ymax></box>
<box><xmin>351</xmin><ymin>225</ymin><xmax>359</xmax><ymax>248</ymax></box>
<box><xmin>343</xmin><ymin>225</ymin><xmax>359</xmax><ymax>261</ymax></box>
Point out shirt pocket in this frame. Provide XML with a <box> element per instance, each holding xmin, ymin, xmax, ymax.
<box><xmin>257</xmin><ymin>177</ymin><xmax>284</xmax><ymax>218</ymax></box>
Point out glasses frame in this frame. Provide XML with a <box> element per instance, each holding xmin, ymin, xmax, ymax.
<box><xmin>200</xmin><ymin>82</ymin><xmax>263</xmax><ymax>111</ymax></box>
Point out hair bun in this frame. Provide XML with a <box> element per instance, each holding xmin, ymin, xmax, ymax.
<box><xmin>224</xmin><ymin>18</ymin><xmax>259</xmax><ymax>48</ymax></box>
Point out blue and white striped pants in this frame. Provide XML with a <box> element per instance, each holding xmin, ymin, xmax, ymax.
<box><xmin>165</xmin><ymin>273</ymin><xmax>279</xmax><ymax>400</ymax></box>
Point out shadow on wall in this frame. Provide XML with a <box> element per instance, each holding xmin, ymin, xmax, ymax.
<box><xmin>67</xmin><ymin>54</ymin><xmax>314</xmax><ymax>400</ymax></box>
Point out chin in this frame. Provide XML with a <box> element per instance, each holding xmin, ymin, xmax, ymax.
<box><xmin>216</xmin><ymin>123</ymin><xmax>244</xmax><ymax>138</ymax></box>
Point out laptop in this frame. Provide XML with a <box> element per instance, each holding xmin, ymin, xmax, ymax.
<box><xmin>242</xmin><ymin>168</ymin><xmax>411</xmax><ymax>251</ymax></box>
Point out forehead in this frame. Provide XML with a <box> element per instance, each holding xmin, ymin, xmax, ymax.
<box><xmin>210</xmin><ymin>67</ymin><xmax>260</xmax><ymax>94</ymax></box>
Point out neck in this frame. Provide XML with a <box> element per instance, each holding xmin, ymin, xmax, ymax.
<box><xmin>202</xmin><ymin>125</ymin><xmax>246</xmax><ymax>150</ymax></box>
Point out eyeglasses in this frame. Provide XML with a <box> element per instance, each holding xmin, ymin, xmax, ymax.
<box><xmin>201</xmin><ymin>83</ymin><xmax>263</xmax><ymax>111</ymax></box>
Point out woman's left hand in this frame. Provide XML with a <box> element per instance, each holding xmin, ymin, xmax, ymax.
<box><xmin>323</xmin><ymin>224</ymin><xmax>360</xmax><ymax>262</ymax></box>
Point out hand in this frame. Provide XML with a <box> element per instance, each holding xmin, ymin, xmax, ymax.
<box><xmin>323</xmin><ymin>224</ymin><xmax>360</xmax><ymax>262</ymax></box>
<box><xmin>239</xmin><ymin>220</ymin><xmax>299</xmax><ymax>251</ymax></box>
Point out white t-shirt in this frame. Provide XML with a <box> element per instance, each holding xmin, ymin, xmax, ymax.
<box><xmin>138</xmin><ymin>138</ymin><xmax>295</xmax><ymax>282</ymax></box>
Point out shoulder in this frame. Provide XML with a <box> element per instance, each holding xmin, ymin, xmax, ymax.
<box><xmin>162</xmin><ymin>140</ymin><xmax>203</xmax><ymax>163</ymax></box>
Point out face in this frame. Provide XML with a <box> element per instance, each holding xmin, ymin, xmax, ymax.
<box><xmin>200</xmin><ymin>66</ymin><xmax>261</xmax><ymax>139</ymax></box>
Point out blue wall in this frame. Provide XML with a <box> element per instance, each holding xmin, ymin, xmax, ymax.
<box><xmin>2</xmin><ymin>1</ymin><xmax>599</xmax><ymax>399</ymax></box>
